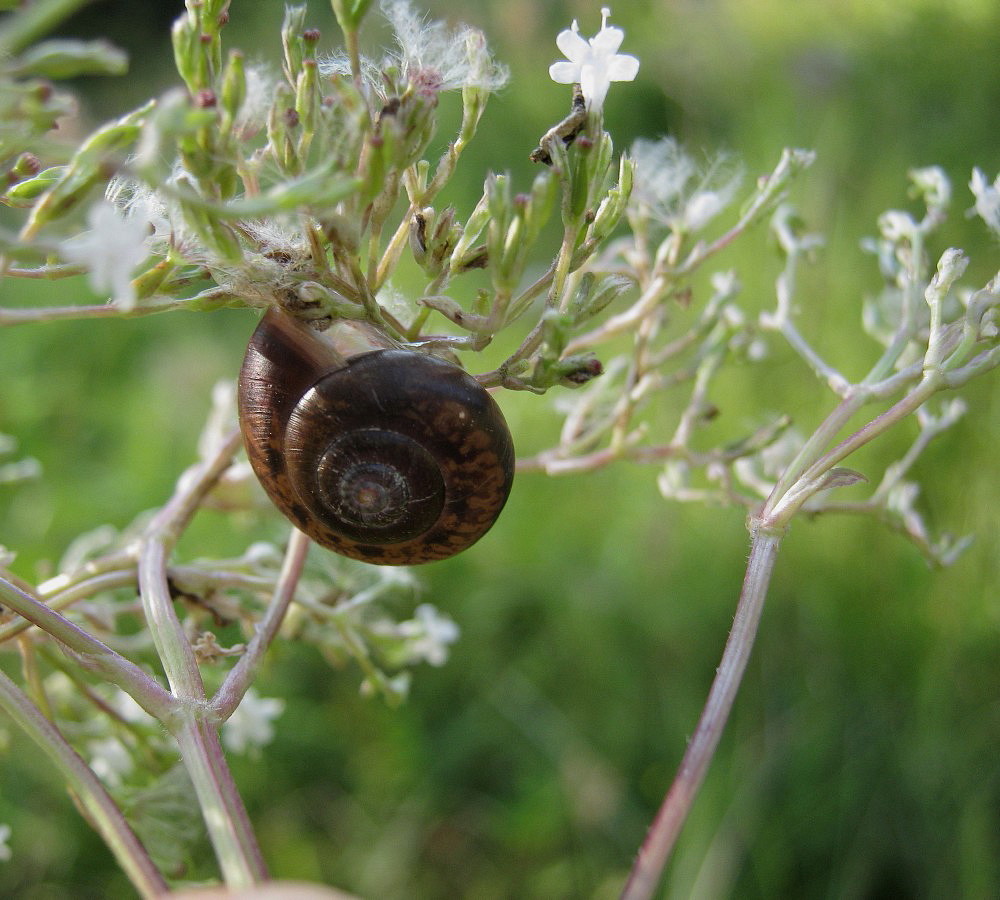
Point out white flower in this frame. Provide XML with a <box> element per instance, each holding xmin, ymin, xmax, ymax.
<box><xmin>222</xmin><ymin>689</ymin><xmax>285</xmax><ymax>756</ymax></box>
<box><xmin>110</xmin><ymin>689</ymin><xmax>156</xmax><ymax>726</ymax></box>
<box><xmin>401</xmin><ymin>603</ymin><xmax>460</xmax><ymax>667</ymax></box>
<box><xmin>969</xmin><ymin>167</ymin><xmax>1000</xmax><ymax>234</ymax></box>
<box><xmin>88</xmin><ymin>736</ymin><xmax>134</xmax><ymax>788</ymax></box>
<box><xmin>910</xmin><ymin>165</ymin><xmax>950</xmax><ymax>209</ymax></box>
<box><xmin>0</xmin><ymin>824</ymin><xmax>10</xmax><ymax>862</ymax></box>
<box><xmin>61</xmin><ymin>200</ymin><xmax>152</xmax><ymax>310</ymax></box>
<box><xmin>549</xmin><ymin>7</ymin><xmax>639</xmax><ymax>111</ymax></box>
<box><xmin>878</xmin><ymin>210</ymin><xmax>917</xmax><ymax>242</ymax></box>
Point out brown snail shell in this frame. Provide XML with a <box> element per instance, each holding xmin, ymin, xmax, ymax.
<box><xmin>237</xmin><ymin>307</ymin><xmax>514</xmax><ymax>565</ymax></box>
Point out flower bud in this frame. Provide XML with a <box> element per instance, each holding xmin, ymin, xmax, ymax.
<box><xmin>131</xmin><ymin>260</ymin><xmax>174</xmax><ymax>300</ymax></box>
<box><xmin>570</xmin><ymin>273</ymin><xmax>631</xmax><ymax>323</ymax></box>
<box><xmin>220</xmin><ymin>50</ymin><xmax>246</xmax><ymax>126</ymax></box>
<box><xmin>281</xmin><ymin>5</ymin><xmax>309</xmax><ymax>82</ymax></box>
<box><xmin>590</xmin><ymin>155</ymin><xmax>635</xmax><ymax>240</ymax></box>
<box><xmin>450</xmin><ymin>192</ymin><xmax>491</xmax><ymax>272</ymax></box>
<box><xmin>2</xmin><ymin>165</ymin><xmax>63</xmax><ymax>207</ymax></box>
<box><xmin>295</xmin><ymin>59</ymin><xmax>320</xmax><ymax>138</ymax></box>
<box><xmin>21</xmin><ymin>105</ymin><xmax>147</xmax><ymax>236</ymax></box>
<box><xmin>331</xmin><ymin>0</ymin><xmax>375</xmax><ymax>31</ymax></box>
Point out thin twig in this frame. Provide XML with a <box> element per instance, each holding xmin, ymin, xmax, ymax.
<box><xmin>212</xmin><ymin>528</ymin><xmax>311</xmax><ymax>720</ymax></box>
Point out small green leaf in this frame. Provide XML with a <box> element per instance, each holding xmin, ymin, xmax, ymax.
<box><xmin>14</xmin><ymin>39</ymin><xmax>127</xmax><ymax>78</ymax></box>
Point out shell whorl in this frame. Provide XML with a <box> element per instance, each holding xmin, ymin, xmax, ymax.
<box><xmin>237</xmin><ymin>308</ymin><xmax>514</xmax><ymax>564</ymax></box>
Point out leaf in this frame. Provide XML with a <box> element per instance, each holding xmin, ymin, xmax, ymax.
<box><xmin>813</xmin><ymin>467</ymin><xmax>868</xmax><ymax>493</ymax></box>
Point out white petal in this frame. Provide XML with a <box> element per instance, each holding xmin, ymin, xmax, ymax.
<box><xmin>580</xmin><ymin>67</ymin><xmax>609</xmax><ymax>110</ymax></box>
<box><xmin>556</xmin><ymin>28</ymin><xmax>591</xmax><ymax>60</ymax></box>
<box><xmin>550</xmin><ymin>60</ymin><xmax>582</xmax><ymax>84</ymax></box>
<box><xmin>591</xmin><ymin>25</ymin><xmax>625</xmax><ymax>54</ymax></box>
<box><xmin>606</xmin><ymin>53</ymin><xmax>640</xmax><ymax>82</ymax></box>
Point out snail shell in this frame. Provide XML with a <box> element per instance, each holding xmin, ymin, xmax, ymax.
<box><xmin>237</xmin><ymin>308</ymin><xmax>515</xmax><ymax>565</ymax></box>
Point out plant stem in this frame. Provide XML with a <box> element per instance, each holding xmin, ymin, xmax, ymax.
<box><xmin>136</xmin><ymin>427</ymin><xmax>267</xmax><ymax>886</ymax></box>
<box><xmin>172</xmin><ymin>715</ymin><xmax>268</xmax><ymax>886</ymax></box>
<box><xmin>0</xmin><ymin>667</ymin><xmax>167</xmax><ymax>898</ymax></box>
<box><xmin>212</xmin><ymin>528</ymin><xmax>311</xmax><ymax>720</ymax></box>
<box><xmin>0</xmin><ymin>297</ymin><xmax>188</xmax><ymax>326</ymax></box>
<box><xmin>621</xmin><ymin>529</ymin><xmax>782</xmax><ymax>900</ymax></box>
<box><xmin>139</xmin><ymin>537</ymin><xmax>267</xmax><ymax>888</ymax></box>
<box><xmin>0</xmin><ymin>575</ymin><xmax>174</xmax><ymax>719</ymax></box>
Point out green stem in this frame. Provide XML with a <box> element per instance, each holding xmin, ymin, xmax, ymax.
<box><xmin>0</xmin><ymin>575</ymin><xmax>174</xmax><ymax>719</ymax></box>
<box><xmin>621</xmin><ymin>529</ymin><xmax>783</xmax><ymax>900</ymax></box>
<box><xmin>172</xmin><ymin>716</ymin><xmax>268</xmax><ymax>886</ymax></box>
<box><xmin>0</xmin><ymin>668</ymin><xmax>167</xmax><ymax>898</ymax></box>
<box><xmin>135</xmin><ymin>428</ymin><xmax>266</xmax><ymax>886</ymax></box>
<box><xmin>212</xmin><ymin>528</ymin><xmax>310</xmax><ymax>720</ymax></box>
<box><xmin>767</xmin><ymin>374</ymin><xmax>941</xmax><ymax>524</ymax></box>
<box><xmin>0</xmin><ymin>297</ymin><xmax>189</xmax><ymax>326</ymax></box>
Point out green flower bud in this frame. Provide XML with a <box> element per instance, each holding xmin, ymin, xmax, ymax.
<box><xmin>570</xmin><ymin>273</ymin><xmax>632</xmax><ymax>323</ymax></box>
<box><xmin>183</xmin><ymin>200</ymin><xmax>243</xmax><ymax>263</ymax></box>
<box><xmin>266</xmin><ymin>83</ymin><xmax>298</xmax><ymax>170</ymax></box>
<box><xmin>331</xmin><ymin>0</ymin><xmax>375</xmax><ymax>31</ymax></box>
<box><xmin>295</xmin><ymin>59</ymin><xmax>320</xmax><ymax>143</ymax></box>
<box><xmin>358</xmin><ymin>130</ymin><xmax>391</xmax><ymax>206</ymax></box>
<box><xmin>524</xmin><ymin>169</ymin><xmax>558</xmax><ymax>243</ymax></box>
<box><xmin>532</xmin><ymin>351</ymin><xmax>604</xmax><ymax>389</ymax></box>
<box><xmin>171</xmin><ymin>14</ymin><xmax>201</xmax><ymax>93</ymax></box>
<box><xmin>590</xmin><ymin>155</ymin><xmax>634</xmax><ymax>241</ymax></box>
<box><xmin>296</xmin><ymin>281</ymin><xmax>367</xmax><ymax>319</ymax></box>
<box><xmin>21</xmin><ymin>103</ymin><xmax>148</xmax><ymax>236</ymax></box>
<box><xmin>450</xmin><ymin>191</ymin><xmax>491</xmax><ymax>272</ymax></box>
<box><xmin>2</xmin><ymin>165</ymin><xmax>63</xmax><ymax>207</ymax></box>
<box><xmin>220</xmin><ymin>50</ymin><xmax>246</xmax><ymax>126</ymax></box>
<box><xmin>11</xmin><ymin>153</ymin><xmax>41</xmax><ymax>179</ymax></box>
<box><xmin>281</xmin><ymin>5</ymin><xmax>308</xmax><ymax>83</ymax></box>
<box><xmin>132</xmin><ymin>259</ymin><xmax>175</xmax><ymax>301</ymax></box>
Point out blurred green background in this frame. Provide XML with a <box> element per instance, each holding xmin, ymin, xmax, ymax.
<box><xmin>1</xmin><ymin>0</ymin><xmax>999</xmax><ymax>897</ymax></box>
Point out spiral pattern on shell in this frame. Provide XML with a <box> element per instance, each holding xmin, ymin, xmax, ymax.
<box><xmin>237</xmin><ymin>308</ymin><xmax>515</xmax><ymax>564</ymax></box>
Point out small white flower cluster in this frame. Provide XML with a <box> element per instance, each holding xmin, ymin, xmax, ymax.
<box><xmin>222</xmin><ymin>689</ymin><xmax>286</xmax><ymax>756</ymax></box>
<box><xmin>59</xmin><ymin>200</ymin><xmax>153</xmax><ymax>311</ymax></box>
<box><xmin>404</xmin><ymin>603</ymin><xmax>460</xmax><ymax>666</ymax></box>
<box><xmin>969</xmin><ymin>167</ymin><xmax>1000</xmax><ymax>234</ymax></box>
<box><xmin>370</xmin><ymin>603</ymin><xmax>460</xmax><ymax>667</ymax></box>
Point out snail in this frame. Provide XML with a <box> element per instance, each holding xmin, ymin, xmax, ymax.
<box><xmin>237</xmin><ymin>307</ymin><xmax>515</xmax><ymax>565</ymax></box>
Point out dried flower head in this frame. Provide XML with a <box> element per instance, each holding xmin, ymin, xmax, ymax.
<box><xmin>630</xmin><ymin>136</ymin><xmax>742</xmax><ymax>232</ymax></box>
<box><xmin>385</xmin><ymin>0</ymin><xmax>507</xmax><ymax>94</ymax></box>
